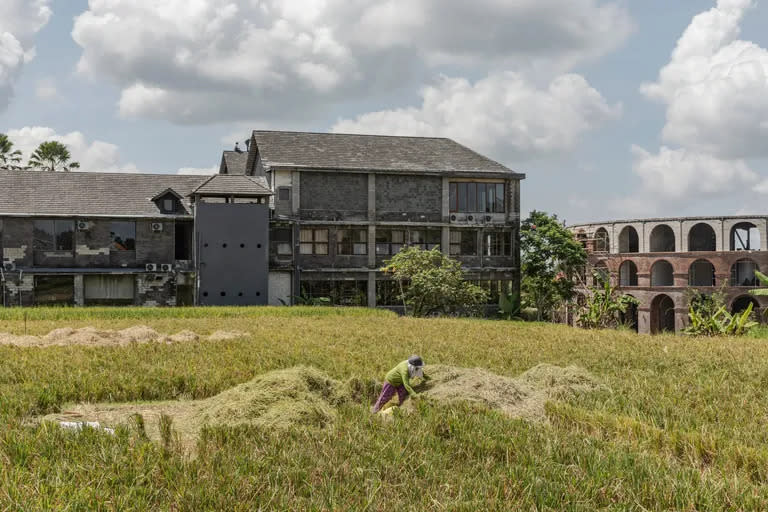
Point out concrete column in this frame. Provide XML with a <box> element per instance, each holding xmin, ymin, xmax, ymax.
<box><xmin>291</xmin><ymin>171</ymin><xmax>300</xmax><ymax>215</ymax></box>
<box><xmin>367</xmin><ymin>271</ymin><xmax>376</xmax><ymax>308</ymax></box>
<box><xmin>638</xmin><ymin>308</ymin><xmax>651</xmax><ymax>335</ymax></box>
<box><xmin>441</xmin><ymin>226</ymin><xmax>450</xmax><ymax>256</ymax></box>
<box><xmin>74</xmin><ymin>274</ymin><xmax>84</xmax><ymax>307</ymax></box>
<box><xmin>368</xmin><ymin>225</ymin><xmax>376</xmax><ymax>268</ymax></box>
<box><xmin>368</xmin><ymin>173</ymin><xmax>376</xmax><ymax>221</ymax></box>
<box><xmin>442</xmin><ymin>177</ymin><xmax>450</xmax><ymax>222</ymax></box>
<box><xmin>675</xmin><ymin>308</ymin><xmax>688</xmax><ymax>334</ymax></box>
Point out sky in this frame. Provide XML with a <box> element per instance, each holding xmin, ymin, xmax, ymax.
<box><xmin>2</xmin><ymin>0</ymin><xmax>768</xmax><ymax>224</ymax></box>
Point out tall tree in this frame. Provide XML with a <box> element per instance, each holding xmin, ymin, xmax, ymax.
<box><xmin>0</xmin><ymin>134</ymin><xmax>22</xmax><ymax>169</ymax></box>
<box><xmin>28</xmin><ymin>141</ymin><xmax>80</xmax><ymax>172</ymax></box>
<box><xmin>521</xmin><ymin>210</ymin><xmax>587</xmax><ymax>321</ymax></box>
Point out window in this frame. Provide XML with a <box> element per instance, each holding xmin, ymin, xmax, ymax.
<box><xmin>300</xmin><ymin>228</ymin><xmax>328</xmax><ymax>255</ymax></box>
<box><xmin>473</xmin><ymin>280</ymin><xmax>509</xmax><ymax>304</ymax></box>
<box><xmin>376</xmin><ymin>230</ymin><xmax>405</xmax><ymax>256</ymax></box>
<box><xmin>162</xmin><ymin>198</ymin><xmax>176</xmax><ymax>213</ymax></box>
<box><xmin>278</xmin><ymin>187</ymin><xmax>291</xmax><ymax>201</ymax></box>
<box><xmin>731</xmin><ymin>259</ymin><xmax>759</xmax><ymax>287</ymax></box>
<box><xmin>409</xmin><ymin>230</ymin><xmax>441</xmax><ymax>250</ymax></box>
<box><xmin>272</xmin><ymin>228</ymin><xmax>292</xmax><ymax>256</ymax></box>
<box><xmin>483</xmin><ymin>231</ymin><xmax>512</xmax><ymax>256</ymax></box>
<box><xmin>110</xmin><ymin>222</ymin><xmax>136</xmax><ymax>251</ymax></box>
<box><xmin>337</xmin><ymin>229</ymin><xmax>368</xmax><ymax>255</ymax></box>
<box><xmin>450</xmin><ymin>230</ymin><xmax>477</xmax><ymax>256</ymax></box>
<box><xmin>34</xmin><ymin>276</ymin><xmax>74</xmax><ymax>305</ymax></box>
<box><xmin>449</xmin><ymin>182</ymin><xmax>505</xmax><ymax>213</ymax></box>
<box><xmin>300</xmin><ymin>280</ymin><xmax>368</xmax><ymax>306</ymax></box>
<box><xmin>33</xmin><ymin>219</ymin><xmax>74</xmax><ymax>252</ymax></box>
<box><xmin>175</xmin><ymin>222</ymin><xmax>193</xmax><ymax>260</ymax></box>
<box><xmin>84</xmin><ymin>275</ymin><xmax>135</xmax><ymax>306</ymax></box>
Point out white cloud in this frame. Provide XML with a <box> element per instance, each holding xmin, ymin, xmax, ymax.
<box><xmin>177</xmin><ymin>165</ymin><xmax>217</xmax><ymax>175</ymax></box>
<box><xmin>641</xmin><ymin>0</ymin><xmax>768</xmax><ymax>159</ymax></box>
<box><xmin>71</xmin><ymin>0</ymin><xmax>631</xmax><ymax>124</ymax></box>
<box><xmin>35</xmin><ymin>78</ymin><xmax>57</xmax><ymax>100</ymax></box>
<box><xmin>333</xmin><ymin>73</ymin><xmax>621</xmax><ymax>160</ymax></box>
<box><xmin>7</xmin><ymin>127</ymin><xmax>142</xmax><ymax>173</ymax></box>
<box><xmin>0</xmin><ymin>1</ymin><xmax>52</xmax><ymax>111</ymax></box>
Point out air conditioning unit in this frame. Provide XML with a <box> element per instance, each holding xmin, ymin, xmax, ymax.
<box><xmin>2</xmin><ymin>261</ymin><xmax>15</xmax><ymax>272</ymax></box>
<box><xmin>160</xmin><ymin>263</ymin><xmax>173</xmax><ymax>272</ymax></box>
<box><xmin>151</xmin><ymin>222</ymin><xmax>163</xmax><ymax>232</ymax></box>
<box><xmin>76</xmin><ymin>220</ymin><xmax>89</xmax><ymax>231</ymax></box>
<box><xmin>145</xmin><ymin>263</ymin><xmax>157</xmax><ymax>272</ymax></box>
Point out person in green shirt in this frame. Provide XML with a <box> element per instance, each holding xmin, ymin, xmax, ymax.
<box><xmin>371</xmin><ymin>355</ymin><xmax>426</xmax><ymax>413</ymax></box>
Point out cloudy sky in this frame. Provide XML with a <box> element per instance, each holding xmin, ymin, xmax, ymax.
<box><xmin>1</xmin><ymin>0</ymin><xmax>768</xmax><ymax>223</ymax></box>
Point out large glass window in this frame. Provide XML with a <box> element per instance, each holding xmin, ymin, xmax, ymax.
<box><xmin>110</xmin><ymin>221</ymin><xmax>136</xmax><ymax>251</ymax></box>
<box><xmin>300</xmin><ymin>280</ymin><xmax>368</xmax><ymax>306</ymax></box>
<box><xmin>483</xmin><ymin>231</ymin><xmax>512</xmax><ymax>256</ymax></box>
<box><xmin>409</xmin><ymin>230</ymin><xmax>441</xmax><ymax>250</ymax></box>
<box><xmin>34</xmin><ymin>275</ymin><xmax>74</xmax><ymax>305</ymax></box>
<box><xmin>449</xmin><ymin>182</ymin><xmax>505</xmax><ymax>213</ymax></box>
<box><xmin>33</xmin><ymin>219</ymin><xmax>74</xmax><ymax>252</ymax></box>
<box><xmin>272</xmin><ymin>228</ymin><xmax>293</xmax><ymax>256</ymax></box>
<box><xmin>337</xmin><ymin>229</ymin><xmax>368</xmax><ymax>255</ymax></box>
<box><xmin>84</xmin><ymin>275</ymin><xmax>135</xmax><ymax>306</ymax></box>
<box><xmin>376</xmin><ymin>230</ymin><xmax>405</xmax><ymax>256</ymax></box>
<box><xmin>299</xmin><ymin>229</ymin><xmax>329</xmax><ymax>255</ymax></box>
<box><xmin>450</xmin><ymin>230</ymin><xmax>477</xmax><ymax>256</ymax></box>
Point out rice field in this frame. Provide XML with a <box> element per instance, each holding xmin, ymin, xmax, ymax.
<box><xmin>3</xmin><ymin>306</ymin><xmax>768</xmax><ymax>510</ymax></box>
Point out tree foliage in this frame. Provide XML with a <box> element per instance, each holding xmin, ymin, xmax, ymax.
<box><xmin>577</xmin><ymin>273</ymin><xmax>638</xmax><ymax>329</ymax></box>
<box><xmin>28</xmin><ymin>141</ymin><xmax>80</xmax><ymax>172</ymax></box>
<box><xmin>0</xmin><ymin>134</ymin><xmax>22</xmax><ymax>169</ymax></box>
<box><xmin>381</xmin><ymin>246</ymin><xmax>489</xmax><ymax>317</ymax></box>
<box><xmin>749</xmin><ymin>271</ymin><xmax>768</xmax><ymax>298</ymax></box>
<box><xmin>521</xmin><ymin>211</ymin><xmax>587</xmax><ymax>321</ymax></box>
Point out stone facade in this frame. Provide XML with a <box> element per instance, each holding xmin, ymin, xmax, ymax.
<box><xmin>570</xmin><ymin>216</ymin><xmax>768</xmax><ymax>334</ymax></box>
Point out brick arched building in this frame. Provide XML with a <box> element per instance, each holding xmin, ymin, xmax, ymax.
<box><xmin>569</xmin><ymin>216</ymin><xmax>767</xmax><ymax>334</ymax></box>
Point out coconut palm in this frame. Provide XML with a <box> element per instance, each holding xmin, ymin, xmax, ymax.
<box><xmin>28</xmin><ymin>141</ymin><xmax>80</xmax><ymax>172</ymax></box>
<box><xmin>0</xmin><ymin>134</ymin><xmax>22</xmax><ymax>169</ymax></box>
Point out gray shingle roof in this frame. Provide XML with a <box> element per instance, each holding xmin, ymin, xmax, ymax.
<box><xmin>192</xmin><ymin>175</ymin><xmax>272</xmax><ymax>196</ymax></box>
<box><xmin>251</xmin><ymin>131</ymin><xmax>521</xmax><ymax>176</ymax></box>
<box><xmin>220</xmin><ymin>150</ymin><xmax>247</xmax><ymax>175</ymax></box>
<box><xmin>0</xmin><ymin>169</ymin><xmax>206</xmax><ymax>217</ymax></box>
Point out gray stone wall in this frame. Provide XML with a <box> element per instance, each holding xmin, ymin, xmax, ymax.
<box><xmin>375</xmin><ymin>175</ymin><xmax>442</xmax><ymax>222</ymax></box>
<box><xmin>299</xmin><ymin>172</ymin><xmax>368</xmax><ymax>220</ymax></box>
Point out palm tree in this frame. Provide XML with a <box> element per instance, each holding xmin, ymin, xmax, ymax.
<box><xmin>0</xmin><ymin>134</ymin><xmax>22</xmax><ymax>169</ymax></box>
<box><xmin>28</xmin><ymin>141</ymin><xmax>80</xmax><ymax>172</ymax></box>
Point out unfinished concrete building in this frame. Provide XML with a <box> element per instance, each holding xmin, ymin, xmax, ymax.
<box><xmin>569</xmin><ymin>217</ymin><xmax>768</xmax><ymax>334</ymax></box>
<box><xmin>0</xmin><ymin>131</ymin><xmax>524</xmax><ymax>310</ymax></box>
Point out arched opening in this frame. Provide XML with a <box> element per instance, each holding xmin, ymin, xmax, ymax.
<box><xmin>593</xmin><ymin>261</ymin><xmax>609</xmax><ymax>286</ymax></box>
<box><xmin>620</xmin><ymin>294</ymin><xmax>639</xmax><ymax>332</ymax></box>
<box><xmin>731</xmin><ymin>222</ymin><xmax>761</xmax><ymax>251</ymax></box>
<box><xmin>651</xmin><ymin>294</ymin><xmax>676</xmax><ymax>334</ymax></box>
<box><xmin>731</xmin><ymin>259</ymin><xmax>759</xmax><ymax>287</ymax></box>
<box><xmin>619</xmin><ymin>261</ymin><xmax>638</xmax><ymax>286</ymax></box>
<box><xmin>619</xmin><ymin>226</ymin><xmax>639</xmax><ymax>253</ymax></box>
<box><xmin>688</xmin><ymin>259</ymin><xmax>716</xmax><ymax>287</ymax></box>
<box><xmin>650</xmin><ymin>225</ymin><xmax>675</xmax><ymax>253</ymax></box>
<box><xmin>731</xmin><ymin>295</ymin><xmax>760</xmax><ymax>318</ymax></box>
<box><xmin>688</xmin><ymin>223</ymin><xmax>716</xmax><ymax>252</ymax></box>
<box><xmin>651</xmin><ymin>260</ymin><xmax>674</xmax><ymax>287</ymax></box>
<box><xmin>594</xmin><ymin>228</ymin><xmax>610</xmax><ymax>253</ymax></box>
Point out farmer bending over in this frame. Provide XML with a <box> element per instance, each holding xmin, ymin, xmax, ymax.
<box><xmin>371</xmin><ymin>355</ymin><xmax>427</xmax><ymax>413</ymax></box>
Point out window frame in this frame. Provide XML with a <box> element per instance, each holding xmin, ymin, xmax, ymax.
<box><xmin>110</xmin><ymin>221</ymin><xmax>137</xmax><ymax>252</ymax></box>
<box><xmin>483</xmin><ymin>231</ymin><xmax>512</xmax><ymax>257</ymax></box>
<box><xmin>299</xmin><ymin>228</ymin><xmax>329</xmax><ymax>255</ymax></box>
<box><xmin>375</xmin><ymin>229</ymin><xmax>405</xmax><ymax>256</ymax></box>
<box><xmin>336</xmin><ymin>228</ymin><xmax>368</xmax><ymax>256</ymax></box>
<box><xmin>449</xmin><ymin>230</ymin><xmax>478</xmax><ymax>256</ymax></box>
<box><xmin>33</xmin><ymin>219</ymin><xmax>75</xmax><ymax>253</ymax></box>
<box><xmin>449</xmin><ymin>182</ymin><xmax>506</xmax><ymax>214</ymax></box>
<box><xmin>409</xmin><ymin>229</ymin><xmax>441</xmax><ymax>251</ymax></box>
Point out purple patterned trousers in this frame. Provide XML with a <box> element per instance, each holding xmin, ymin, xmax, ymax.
<box><xmin>371</xmin><ymin>382</ymin><xmax>408</xmax><ymax>413</ymax></box>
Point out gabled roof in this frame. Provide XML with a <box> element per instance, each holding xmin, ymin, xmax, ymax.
<box><xmin>0</xmin><ymin>169</ymin><xmax>205</xmax><ymax>217</ymax></box>
<box><xmin>219</xmin><ymin>150</ymin><xmax>248</xmax><ymax>175</ymax></box>
<box><xmin>151</xmin><ymin>187</ymin><xmax>184</xmax><ymax>201</ymax></box>
<box><xmin>249</xmin><ymin>130</ymin><xmax>522</xmax><ymax>177</ymax></box>
<box><xmin>192</xmin><ymin>175</ymin><xmax>272</xmax><ymax>196</ymax></box>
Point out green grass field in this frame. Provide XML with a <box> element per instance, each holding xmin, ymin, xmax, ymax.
<box><xmin>3</xmin><ymin>307</ymin><xmax>768</xmax><ymax>510</ymax></box>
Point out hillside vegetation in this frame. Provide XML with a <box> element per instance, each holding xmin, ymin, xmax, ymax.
<box><xmin>3</xmin><ymin>307</ymin><xmax>768</xmax><ymax>510</ymax></box>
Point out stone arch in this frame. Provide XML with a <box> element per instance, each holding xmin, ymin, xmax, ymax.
<box><xmin>650</xmin><ymin>224</ymin><xmax>676</xmax><ymax>253</ymax></box>
<box><xmin>594</xmin><ymin>227</ymin><xmax>610</xmax><ymax>252</ymax></box>
<box><xmin>619</xmin><ymin>226</ymin><xmax>639</xmax><ymax>253</ymax></box>
<box><xmin>688</xmin><ymin>223</ymin><xmax>716</xmax><ymax>252</ymax></box>
<box><xmin>619</xmin><ymin>260</ymin><xmax>638</xmax><ymax>287</ymax></box>
<box><xmin>688</xmin><ymin>259</ymin><xmax>716</xmax><ymax>287</ymax></box>
<box><xmin>650</xmin><ymin>294</ymin><xmax>676</xmax><ymax>334</ymax></box>
<box><xmin>731</xmin><ymin>295</ymin><xmax>760</xmax><ymax>316</ymax></box>
<box><xmin>651</xmin><ymin>260</ymin><xmax>674</xmax><ymax>287</ymax></box>
<box><xmin>731</xmin><ymin>222</ymin><xmax>761</xmax><ymax>251</ymax></box>
<box><xmin>731</xmin><ymin>258</ymin><xmax>759</xmax><ymax>287</ymax></box>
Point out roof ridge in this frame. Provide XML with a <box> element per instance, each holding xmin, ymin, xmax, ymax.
<box><xmin>0</xmin><ymin>168</ymin><xmax>209</xmax><ymax>178</ymax></box>
<box><xmin>252</xmin><ymin>129</ymin><xmax>451</xmax><ymax>141</ymax></box>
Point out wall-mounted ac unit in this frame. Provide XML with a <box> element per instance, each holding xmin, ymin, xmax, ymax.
<box><xmin>76</xmin><ymin>220</ymin><xmax>89</xmax><ymax>231</ymax></box>
<box><xmin>160</xmin><ymin>263</ymin><xmax>173</xmax><ymax>272</ymax></box>
<box><xmin>2</xmin><ymin>262</ymin><xmax>15</xmax><ymax>272</ymax></box>
<box><xmin>151</xmin><ymin>222</ymin><xmax>163</xmax><ymax>232</ymax></box>
<box><xmin>145</xmin><ymin>263</ymin><xmax>158</xmax><ymax>271</ymax></box>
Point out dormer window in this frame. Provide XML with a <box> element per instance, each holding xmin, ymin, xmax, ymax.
<box><xmin>152</xmin><ymin>188</ymin><xmax>184</xmax><ymax>214</ymax></box>
<box><xmin>163</xmin><ymin>198</ymin><xmax>176</xmax><ymax>213</ymax></box>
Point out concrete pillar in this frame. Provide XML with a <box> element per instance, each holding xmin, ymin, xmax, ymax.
<box><xmin>638</xmin><ymin>308</ymin><xmax>651</xmax><ymax>334</ymax></box>
<box><xmin>368</xmin><ymin>225</ymin><xmax>376</xmax><ymax>268</ymax></box>
<box><xmin>442</xmin><ymin>177</ymin><xmax>450</xmax><ymax>222</ymax></box>
<box><xmin>368</xmin><ymin>173</ymin><xmax>376</xmax><ymax>221</ymax></box>
<box><xmin>675</xmin><ymin>308</ymin><xmax>688</xmax><ymax>334</ymax></box>
<box><xmin>74</xmin><ymin>274</ymin><xmax>84</xmax><ymax>306</ymax></box>
<box><xmin>441</xmin><ymin>226</ymin><xmax>450</xmax><ymax>256</ymax></box>
<box><xmin>367</xmin><ymin>271</ymin><xmax>376</xmax><ymax>308</ymax></box>
<box><xmin>291</xmin><ymin>171</ymin><xmax>300</xmax><ymax>215</ymax></box>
